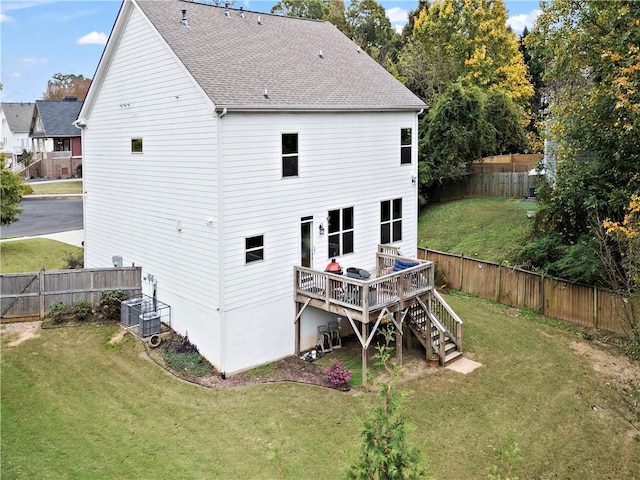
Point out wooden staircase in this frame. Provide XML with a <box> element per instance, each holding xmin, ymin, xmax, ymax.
<box><xmin>405</xmin><ymin>292</ymin><xmax>463</xmax><ymax>366</ymax></box>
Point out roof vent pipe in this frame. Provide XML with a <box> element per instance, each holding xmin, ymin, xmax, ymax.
<box><xmin>181</xmin><ymin>9</ymin><xmax>189</xmax><ymax>28</ymax></box>
<box><xmin>224</xmin><ymin>2</ymin><xmax>231</xmax><ymax>17</ymax></box>
<box><xmin>257</xmin><ymin>15</ymin><xmax>262</xmax><ymax>25</ymax></box>
<box><xmin>240</xmin><ymin>7</ymin><xmax>245</xmax><ymax>19</ymax></box>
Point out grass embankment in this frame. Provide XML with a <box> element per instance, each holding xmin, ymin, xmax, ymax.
<box><xmin>2</xmin><ymin>293</ymin><xmax>638</xmax><ymax>479</ymax></box>
<box><xmin>0</xmin><ymin>239</ymin><xmax>82</xmax><ymax>273</ymax></box>
<box><xmin>418</xmin><ymin>197</ymin><xmax>535</xmax><ymax>263</ymax></box>
<box><xmin>28</xmin><ymin>180</ymin><xmax>83</xmax><ymax>195</ymax></box>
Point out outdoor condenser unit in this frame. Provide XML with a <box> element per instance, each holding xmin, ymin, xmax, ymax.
<box><xmin>139</xmin><ymin>311</ymin><xmax>161</xmax><ymax>337</ymax></box>
<box><xmin>121</xmin><ymin>298</ymin><xmax>146</xmax><ymax>327</ymax></box>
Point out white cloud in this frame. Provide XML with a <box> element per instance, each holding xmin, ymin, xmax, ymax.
<box><xmin>387</xmin><ymin>7</ymin><xmax>408</xmax><ymax>35</ymax></box>
<box><xmin>1</xmin><ymin>14</ymin><xmax>13</xmax><ymax>22</ymax></box>
<box><xmin>386</xmin><ymin>7</ymin><xmax>408</xmax><ymax>24</ymax></box>
<box><xmin>9</xmin><ymin>72</ymin><xmax>21</xmax><ymax>78</ymax></box>
<box><xmin>507</xmin><ymin>9</ymin><xmax>541</xmax><ymax>34</ymax></box>
<box><xmin>76</xmin><ymin>31</ymin><xmax>108</xmax><ymax>45</ymax></box>
<box><xmin>21</xmin><ymin>57</ymin><xmax>47</xmax><ymax>66</ymax></box>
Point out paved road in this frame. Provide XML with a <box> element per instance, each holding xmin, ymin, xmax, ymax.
<box><xmin>1</xmin><ymin>197</ymin><xmax>83</xmax><ymax>238</ymax></box>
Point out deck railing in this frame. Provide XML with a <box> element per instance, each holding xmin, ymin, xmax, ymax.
<box><xmin>295</xmin><ymin>247</ymin><xmax>434</xmax><ymax>321</ymax></box>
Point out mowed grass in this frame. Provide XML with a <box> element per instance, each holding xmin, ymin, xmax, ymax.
<box><xmin>2</xmin><ymin>294</ymin><xmax>638</xmax><ymax>479</ymax></box>
<box><xmin>418</xmin><ymin>197</ymin><xmax>535</xmax><ymax>263</ymax></box>
<box><xmin>0</xmin><ymin>239</ymin><xmax>83</xmax><ymax>273</ymax></box>
<box><xmin>28</xmin><ymin>180</ymin><xmax>83</xmax><ymax>195</ymax></box>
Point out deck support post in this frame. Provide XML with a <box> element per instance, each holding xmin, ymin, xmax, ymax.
<box><xmin>294</xmin><ymin>298</ymin><xmax>311</xmax><ymax>357</ymax></box>
<box><xmin>395</xmin><ymin>311</ymin><xmax>403</xmax><ymax>365</ymax></box>
<box><xmin>362</xmin><ymin>321</ymin><xmax>368</xmax><ymax>388</ymax></box>
<box><xmin>295</xmin><ymin>309</ymin><xmax>301</xmax><ymax>356</ymax></box>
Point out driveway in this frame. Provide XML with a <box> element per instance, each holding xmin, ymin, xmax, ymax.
<box><xmin>1</xmin><ymin>197</ymin><xmax>83</xmax><ymax>238</ymax></box>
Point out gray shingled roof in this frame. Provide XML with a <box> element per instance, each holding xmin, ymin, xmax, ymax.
<box><xmin>32</xmin><ymin>100</ymin><xmax>82</xmax><ymax>138</ymax></box>
<box><xmin>136</xmin><ymin>0</ymin><xmax>425</xmax><ymax>110</ymax></box>
<box><xmin>1</xmin><ymin>102</ymin><xmax>35</xmax><ymax>133</ymax></box>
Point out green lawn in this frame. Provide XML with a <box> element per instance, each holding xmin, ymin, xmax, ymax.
<box><xmin>0</xmin><ymin>239</ymin><xmax>82</xmax><ymax>273</ymax></box>
<box><xmin>418</xmin><ymin>197</ymin><xmax>535</xmax><ymax>263</ymax></box>
<box><xmin>2</xmin><ymin>293</ymin><xmax>638</xmax><ymax>479</ymax></box>
<box><xmin>28</xmin><ymin>180</ymin><xmax>83</xmax><ymax>195</ymax></box>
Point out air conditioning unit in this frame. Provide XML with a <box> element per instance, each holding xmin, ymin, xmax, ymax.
<box><xmin>139</xmin><ymin>311</ymin><xmax>161</xmax><ymax>337</ymax></box>
<box><xmin>120</xmin><ymin>297</ymin><xmax>146</xmax><ymax>327</ymax></box>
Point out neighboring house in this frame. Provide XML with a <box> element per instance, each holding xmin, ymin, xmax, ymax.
<box><xmin>30</xmin><ymin>98</ymin><xmax>83</xmax><ymax>178</ymax></box>
<box><xmin>79</xmin><ymin>0</ymin><xmax>438</xmax><ymax>375</ymax></box>
<box><xmin>1</xmin><ymin>102</ymin><xmax>34</xmax><ymax>169</ymax></box>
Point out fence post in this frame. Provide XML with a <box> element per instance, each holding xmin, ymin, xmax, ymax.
<box><xmin>39</xmin><ymin>267</ymin><xmax>45</xmax><ymax>319</ymax></box>
<box><xmin>593</xmin><ymin>286</ymin><xmax>598</xmax><ymax>329</ymax></box>
<box><xmin>459</xmin><ymin>254</ymin><xmax>464</xmax><ymax>291</ymax></box>
<box><xmin>496</xmin><ymin>263</ymin><xmax>502</xmax><ymax>302</ymax></box>
<box><xmin>540</xmin><ymin>274</ymin><xmax>545</xmax><ymax>316</ymax></box>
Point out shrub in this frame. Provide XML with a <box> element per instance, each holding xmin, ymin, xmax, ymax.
<box><xmin>72</xmin><ymin>301</ymin><xmax>93</xmax><ymax>321</ymax></box>
<box><xmin>99</xmin><ymin>290</ymin><xmax>126</xmax><ymax>321</ymax></box>
<box><xmin>47</xmin><ymin>302</ymin><xmax>69</xmax><ymax>324</ymax></box>
<box><xmin>325</xmin><ymin>361</ymin><xmax>352</xmax><ymax>389</ymax></box>
<box><xmin>162</xmin><ymin>331</ymin><xmax>213</xmax><ymax>377</ymax></box>
<box><xmin>21</xmin><ymin>184</ymin><xmax>34</xmax><ymax>195</ymax></box>
<box><xmin>64</xmin><ymin>251</ymin><xmax>84</xmax><ymax>269</ymax></box>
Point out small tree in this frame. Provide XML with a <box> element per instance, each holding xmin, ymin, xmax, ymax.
<box><xmin>346</xmin><ymin>326</ymin><xmax>427</xmax><ymax>480</ymax></box>
<box><xmin>1</xmin><ymin>166</ymin><xmax>24</xmax><ymax>225</ymax></box>
<box><xmin>601</xmin><ymin>195</ymin><xmax>640</xmax><ymax>359</ymax></box>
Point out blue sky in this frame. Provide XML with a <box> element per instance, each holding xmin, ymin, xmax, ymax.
<box><xmin>0</xmin><ymin>0</ymin><xmax>541</xmax><ymax>103</ymax></box>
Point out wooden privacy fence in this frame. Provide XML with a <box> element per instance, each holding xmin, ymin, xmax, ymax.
<box><xmin>1</xmin><ymin>267</ymin><xmax>142</xmax><ymax>322</ymax></box>
<box><xmin>418</xmin><ymin>248</ymin><xmax>626</xmax><ymax>334</ymax></box>
<box><xmin>429</xmin><ymin>172</ymin><xmax>532</xmax><ymax>201</ymax></box>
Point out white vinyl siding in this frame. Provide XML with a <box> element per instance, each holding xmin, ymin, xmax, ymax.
<box><xmin>219</xmin><ymin>111</ymin><xmax>419</xmax><ymax>314</ymax></box>
<box><xmin>82</xmin><ymin>6</ymin><xmax>220</xmax><ymax>364</ymax></box>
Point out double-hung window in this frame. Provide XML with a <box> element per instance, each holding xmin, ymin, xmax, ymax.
<box><xmin>381</xmin><ymin>199</ymin><xmax>402</xmax><ymax>243</ymax></box>
<box><xmin>400</xmin><ymin>128</ymin><xmax>412</xmax><ymax>164</ymax></box>
<box><xmin>245</xmin><ymin>235</ymin><xmax>264</xmax><ymax>263</ymax></box>
<box><xmin>328</xmin><ymin>207</ymin><xmax>354</xmax><ymax>257</ymax></box>
<box><xmin>282</xmin><ymin>133</ymin><xmax>298</xmax><ymax>177</ymax></box>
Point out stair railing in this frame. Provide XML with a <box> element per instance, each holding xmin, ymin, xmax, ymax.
<box><xmin>428</xmin><ymin>290</ymin><xmax>464</xmax><ymax>352</ymax></box>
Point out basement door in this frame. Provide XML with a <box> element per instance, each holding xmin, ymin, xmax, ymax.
<box><xmin>301</xmin><ymin>216</ymin><xmax>313</xmax><ymax>268</ymax></box>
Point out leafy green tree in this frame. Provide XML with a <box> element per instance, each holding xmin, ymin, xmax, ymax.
<box><xmin>524</xmin><ymin>0</ymin><xmax>640</xmax><ymax>276</ymax></box>
<box><xmin>346</xmin><ymin>0</ymin><xmax>400</xmax><ymax>64</ymax></box>
<box><xmin>518</xmin><ymin>26</ymin><xmax>545</xmax><ymax>152</ymax></box>
<box><xmin>271</xmin><ymin>0</ymin><xmax>329</xmax><ymax>20</ymax></box>
<box><xmin>1</xmin><ymin>166</ymin><xmax>24</xmax><ymax>225</ymax></box>
<box><xmin>420</xmin><ymin>83</ymin><xmax>488</xmax><ymax>189</ymax></box>
<box><xmin>346</xmin><ymin>326</ymin><xmax>426</xmax><ymax>479</ymax></box>
<box><xmin>484</xmin><ymin>90</ymin><xmax>527</xmax><ymax>155</ymax></box>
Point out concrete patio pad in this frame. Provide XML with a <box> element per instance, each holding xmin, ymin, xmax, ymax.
<box><xmin>445</xmin><ymin>357</ymin><xmax>483</xmax><ymax>374</ymax></box>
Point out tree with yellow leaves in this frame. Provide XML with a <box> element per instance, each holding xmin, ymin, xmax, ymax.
<box><xmin>602</xmin><ymin>196</ymin><xmax>640</xmax><ymax>358</ymax></box>
<box><xmin>399</xmin><ymin>0</ymin><xmax>533</xmax><ymax>115</ymax></box>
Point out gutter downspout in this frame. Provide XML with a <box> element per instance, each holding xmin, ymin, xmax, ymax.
<box><xmin>216</xmin><ymin>107</ymin><xmax>227</xmax><ymax>377</ymax></box>
<box><xmin>73</xmin><ymin>119</ymin><xmax>88</xmax><ymax>265</ymax></box>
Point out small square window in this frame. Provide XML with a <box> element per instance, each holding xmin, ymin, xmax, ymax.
<box><xmin>400</xmin><ymin>128</ymin><xmax>411</xmax><ymax>164</ymax></box>
<box><xmin>245</xmin><ymin>235</ymin><xmax>264</xmax><ymax>264</ymax></box>
<box><xmin>131</xmin><ymin>138</ymin><xmax>143</xmax><ymax>153</ymax></box>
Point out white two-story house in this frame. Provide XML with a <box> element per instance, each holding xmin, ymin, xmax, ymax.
<box><xmin>78</xmin><ymin>0</ymin><xmax>460</xmax><ymax>376</ymax></box>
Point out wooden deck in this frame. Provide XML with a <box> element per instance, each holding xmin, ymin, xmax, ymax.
<box><xmin>294</xmin><ymin>245</ymin><xmax>464</xmax><ymax>386</ymax></box>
